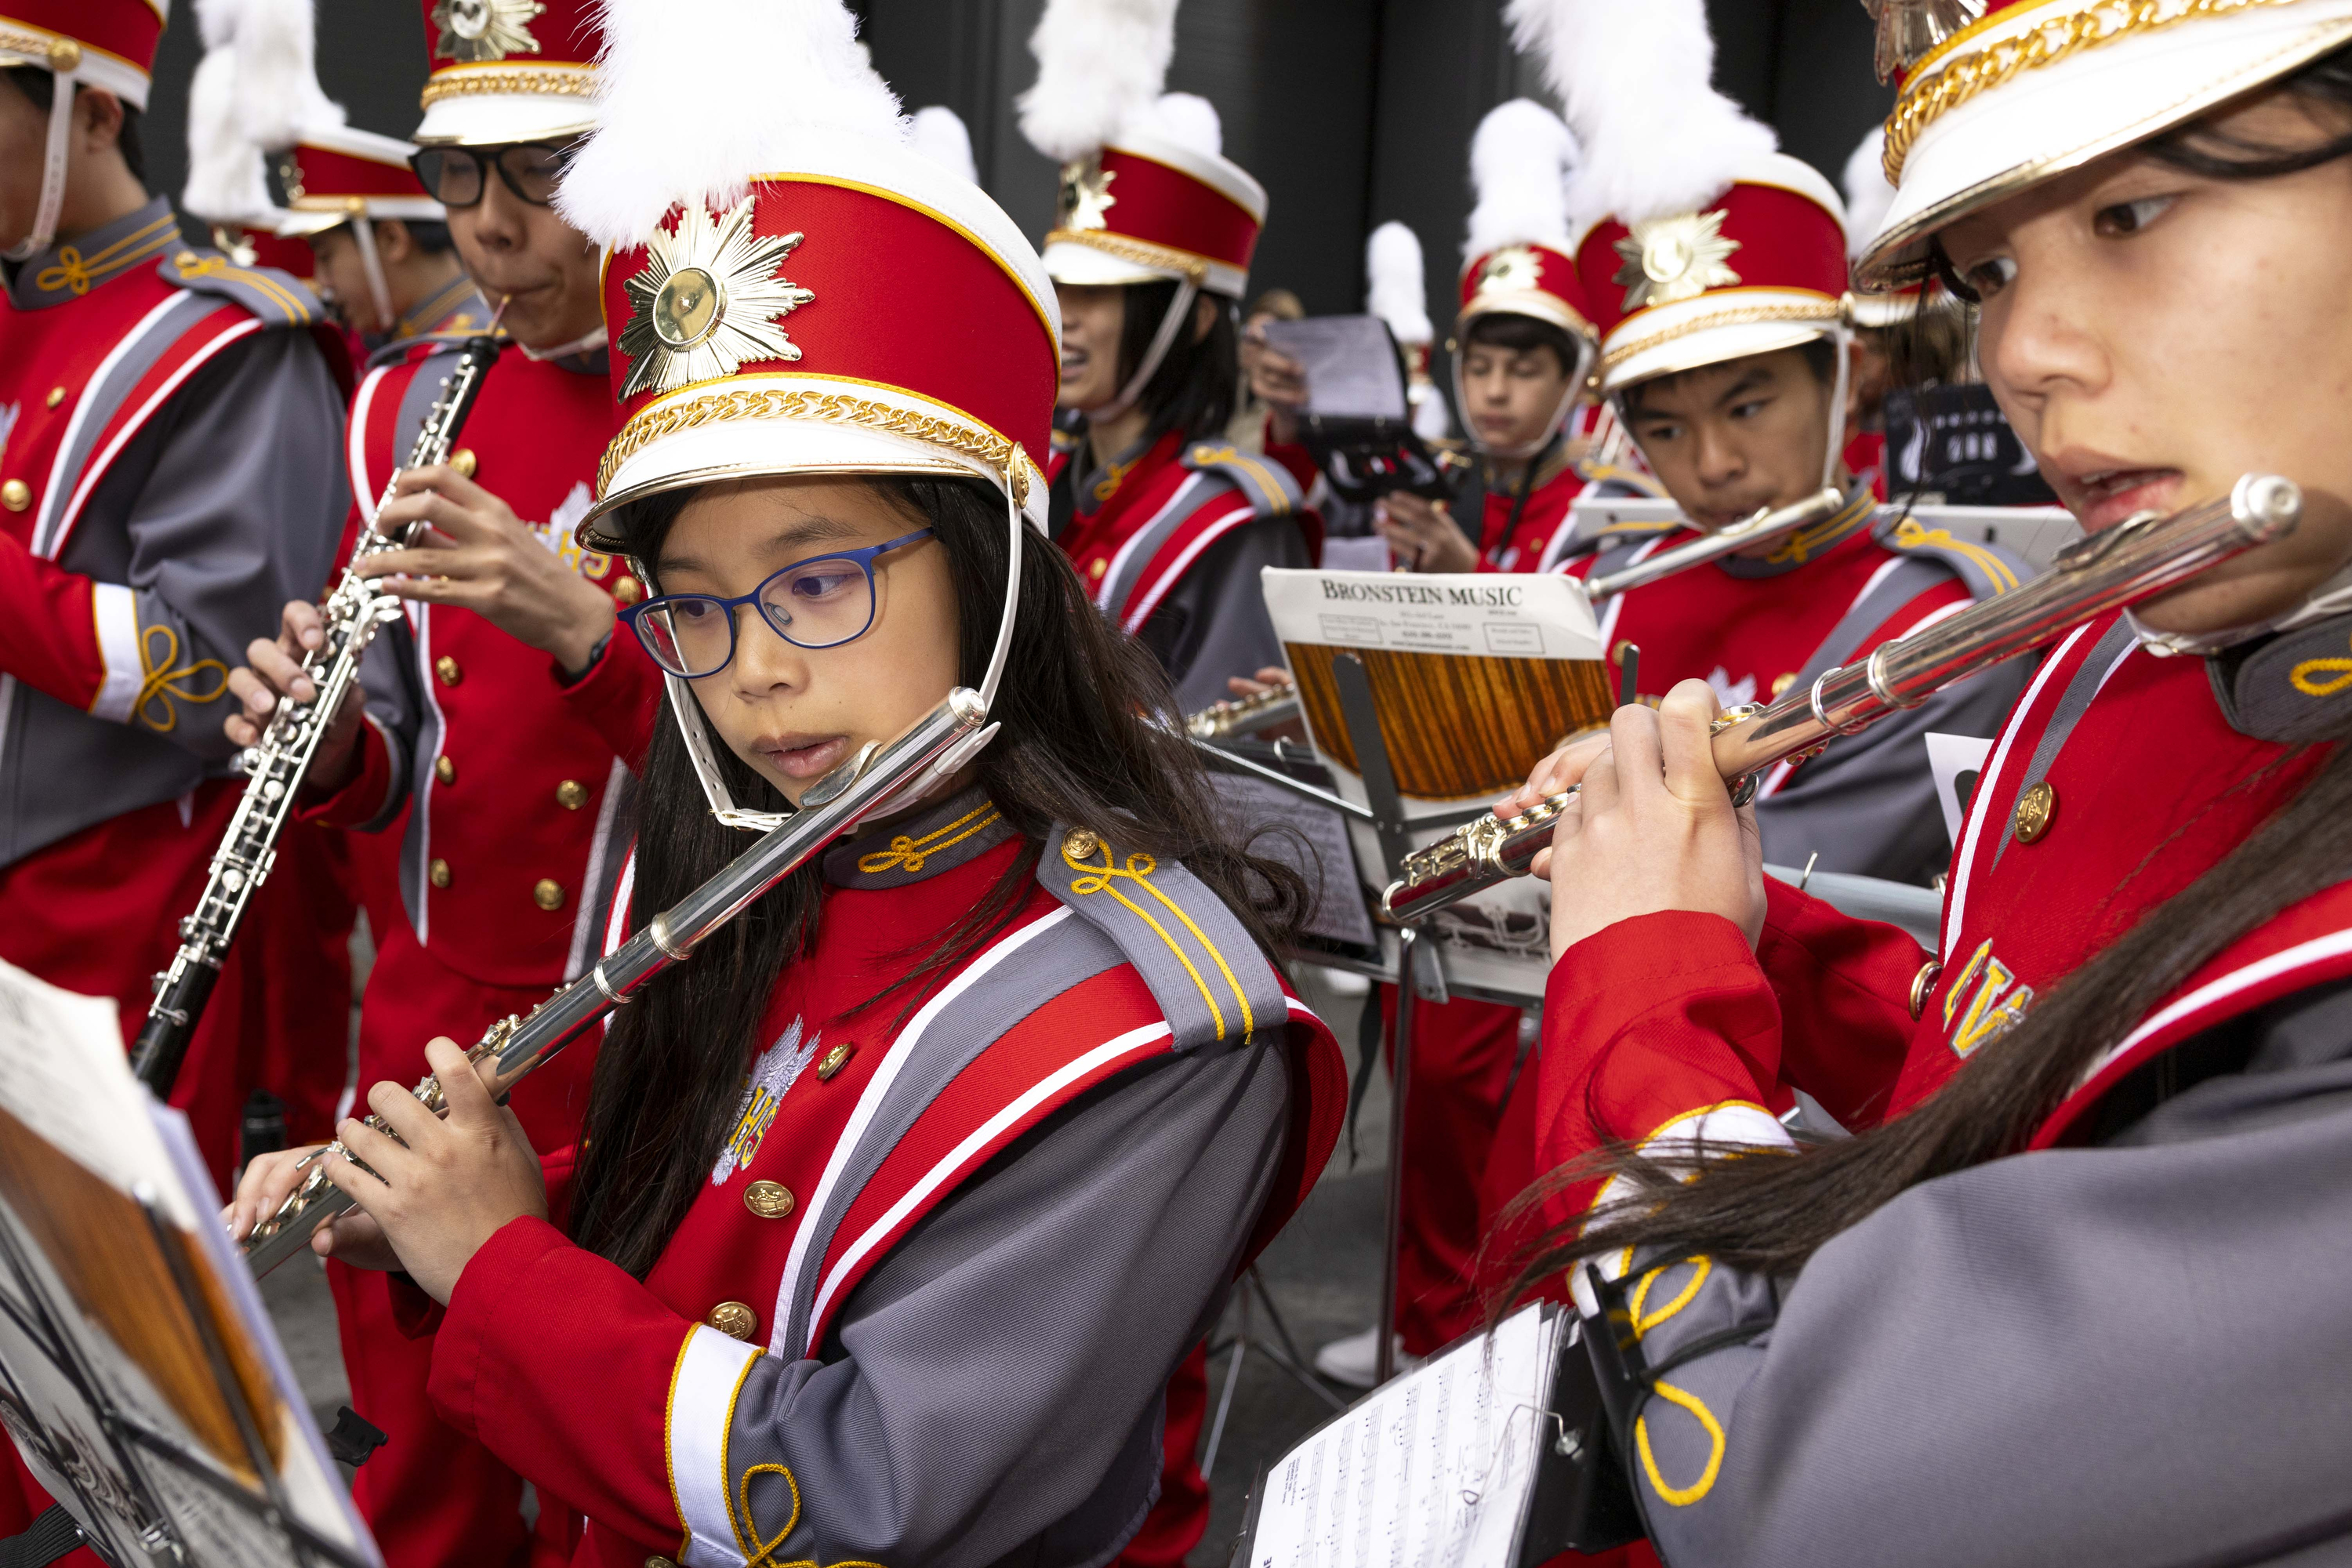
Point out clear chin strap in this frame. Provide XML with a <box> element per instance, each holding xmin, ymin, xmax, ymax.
<box><xmin>1083</xmin><ymin>276</ymin><xmax>1201</xmax><ymax>426</ymax></box>
<box><xmin>2</xmin><ymin>62</ymin><xmax>79</xmax><ymax>265</ymax></box>
<box><xmin>2129</xmin><ymin>551</ymin><xmax>2352</xmax><ymax>658</ymax></box>
<box><xmin>659</xmin><ymin>455</ymin><xmax>1031</xmax><ymax>832</ymax></box>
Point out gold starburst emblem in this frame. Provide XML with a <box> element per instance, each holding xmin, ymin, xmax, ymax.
<box><xmin>1860</xmin><ymin>0</ymin><xmax>1985</xmax><ymax>82</ymax></box>
<box><xmin>1612</xmin><ymin>210</ymin><xmax>1742</xmax><ymax>314</ymax></box>
<box><xmin>432</xmin><ymin>0</ymin><xmax>546</xmax><ymax>64</ymax></box>
<box><xmin>1474</xmin><ymin>245</ymin><xmax>1544</xmax><ymax>297</ymax></box>
<box><xmin>619</xmin><ymin>199</ymin><xmax>817</xmax><ymax>400</ymax></box>
<box><xmin>1059</xmin><ymin>157</ymin><xmax>1117</xmax><ymax>232</ymax></box>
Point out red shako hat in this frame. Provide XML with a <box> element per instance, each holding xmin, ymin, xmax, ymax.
<box><xmin>277</xmin><ymin>128</ymin><xmax>444</xmax><ymax>236</ymax></box>
<box><xmin>0</xmin><ymin>0</ymin><xmax>169</xmax><ymax>260</ymax></box>
<box><xmin>1018</xmin><ymin>0</ymin><xmax>1265</xmax><ymax>301</ymax></box>
<box><xmin>1507</xmin><ymin>0</ymin><xmax>1849</xmax><ymax>396</ymax></box>
<box><xmin>415</xmin><ymin>0</ymin><xmax>600</xmax><ymax>147</ymax></box>
<box><xmin>1859</xmin><ymin>0</ymin><xmax>2352</xmax><ymax>284</ymax></box>
<box><xmin>558</xmin><ymin>0</ymin><xmax>1058</xmax><ymax>546</ymax></box>
<box><xmin>1455</xmin><ymin>99</ymin><xmax>1596</xmax><ymax>361</ymax></box>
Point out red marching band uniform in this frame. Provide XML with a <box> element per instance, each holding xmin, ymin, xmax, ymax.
<box><xmin>0</xmin><ymin>0</ymin><xmax>354</xmax><ymax>1545</ymax></box>
<box><xmin>286</xmin><ymin>4</ymin><xmax>656</xmax><ymax>1563</ymax></box>
<box><xmin>366</xmin><ymin>9</ymin><xmax>1351</xmax><ymax>1560</ymax></box>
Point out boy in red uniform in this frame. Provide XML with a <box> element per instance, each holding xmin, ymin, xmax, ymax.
<box><xmin>225</xmin><ymin>4</ymin><xmax>655</xmax><ymax>1563</ymax></box>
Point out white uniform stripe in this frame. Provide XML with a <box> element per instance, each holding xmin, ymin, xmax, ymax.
<box><xmin>32</xmin><ymin>291</ymin><xmax>186</xmax><ymax>557</ymax></box>
<box><xmin>2078</xmin><ymin>926</ymin><xmax>2352</xmax><ymax>1095</ymax></box>
<box><xmin>55</xmin><ymin>318</ymin><xmax>262</xmax><ymax>555</ymax></box>
<box><xmin>564</xmin><ymin>757</ymin><xmax>630</xmax><ymax>981</ymax></box>
<box><xmin>1095</xmin><ymin>473</ymin><xmax>1205</xmax><ymax>611</ymax></box>
<box><xmin>347</xmin><ymin>366</ymin><xmax>394</xmax><ymax>522</ymax></box>
<box><xmin>771</xmin><ymin>906</ymin><xmax>1076</xmax><ymax>1357</ymax></box>
<box><xmin>86</xmin><ymin>582</ymin><xmax>142</xmax><ymax>723</ymax></box>
<box><xmin>1120</xmin><ymin>497</ymin><xmax>1255</xmax><ymax>633</ymax></box>
<box><xmin>1571</xmin><ymin>1101</ymin><xmax>1792</xmax><ymax>1316</ymax></box>
<box><xmin>1939</xmin><ymin>621</ymin><xmax>2094</xmax><ymax>959</ymax></box>
<box><xmin>667</xmin><ymin>1325</ymin><xmax>760</xmax><ymax>1568</ymax></box>
<box><xmin>598</xmin><ymin>849</ymin><xmax>637</xmax><ymax>1036</ymax></box>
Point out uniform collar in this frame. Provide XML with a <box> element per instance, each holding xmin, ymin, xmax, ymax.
<box><xmin>822</xmin><ymin>788</ymin><xmax>1018</xmax><ymax>889</ymax></box>
<box><xmin>1073</xmin><ymin>428</ymin><xmax>1178</xmax><ymax>517</ymax></box>
<box><xmin>7</xmin><ymin>198</ymin><xmax>181</xmax><ymax>311</ymax></box>
<box><xmin>2208</xmin><ymin>610</ymin><xmax>2352</xmax><ymax>744</ymax></box>
<box><xmin>1715</xmin><ymin>487</ymin><xmax>1877</xmax><ymax>579</ymax></box>
<box><xmin>394</xmin><ymin>274</ymin><xmax>494</xmax><ymax>342</ymax></box>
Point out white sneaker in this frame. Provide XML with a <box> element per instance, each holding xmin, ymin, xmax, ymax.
<box><xmin>1312</xmin><ymin>1325</ymin><xmax>1418</xmax><ymax>1388</ymax></box>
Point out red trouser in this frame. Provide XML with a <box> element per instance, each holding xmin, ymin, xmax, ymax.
<box><xmin>333</xmin><ymin>925</ymin><xmax>599</xmax><ymax>1568</ymax></box>
<box><xmin>1381</xmin><ymin>987</ymin><xmax>1525</xmax><ymax>1356</ymax></box>
<box><xmin>253</xmin><ymin>818</ymin><xmax>358</xmax><ymax>1145</ymax></box>
<box><xmin>0</xmin><ymin>780</ymin><xmax>274</xmax><ymax>1559</ymax></box>
<box><xmin>1114</xmin><ymin>1345</ymin><xmax>1210</xmax><ymax>1568</ymax></box>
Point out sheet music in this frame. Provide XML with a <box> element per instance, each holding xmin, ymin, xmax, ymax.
<box><xmin>1208</xmin><ymin>772</ymin><xmax>1380</xmax><ymax>950</ymax></box>
<box><xmin>1246</xmin><ymin>1304</ymin><xmax>1563</xmax><ymax>1568</ymax></box>
<box><xmin>1258</xmin><ymin>316</ymin><xmax>1410</xmax><ymax>421</ymax></box>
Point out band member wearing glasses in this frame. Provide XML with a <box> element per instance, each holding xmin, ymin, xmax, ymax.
<box><xmin>230</xmin><ymin>8</ymin><xmax>1341</xmax><ymax>1567</ymax></box>
<box><xmin>274</xmin><ymin>122</ymin><xmax>489</xmax><ymax>351</ymax></box>
<box><xmin>1497</xmin><ymin>0</ymin><xmax>2352</xmax><ymax>1559</ymax></box>
<box><xmin>222</xmin><ymin>5</ymin><xmax>652</xmax><ymax>1563</ymax></box>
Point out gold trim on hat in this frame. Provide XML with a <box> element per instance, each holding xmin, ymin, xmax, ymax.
<box><xmin>1602</xmin><ymin>295</ymin><xmax>1842</xmax><ymax>374</ymax></box>
<box><xmin>0</xmin><ymin>19</ymin><xmax>146</xmax><ymax>80</ymax></box>
<box><xmin>419</xmin><ymin>61</ymin><xmax>594</xmax><ymax>110</ymax></box>
<box><xmin>1885</xmin><ymin>0</ymin><xmax>2303</xmax><ymax>182</ymax></box>
<box><xmin>1044</xmin><ymin>227</ymin><xmax>1213</xmax><ymax>285</ymax></box>
<box><xmin>597</xmin><ymin>376</ymin><xmax>1036</xmax><ymax>508</ymax></box>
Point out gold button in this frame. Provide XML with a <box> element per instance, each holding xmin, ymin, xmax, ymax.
<box><xmin>435</xmin><ymin>655</ymin><xmax>462</xmax><ymax>686</ymax></box>
<box><xmin>1770</xmin><ymin>672</ymin><xmax>1798</xmax><ymax>699</ymax></box>
<box><xmin>706</xmin><ymin>1301</ymin><xmax>757</xmax><ymax>1340</ymax></box>
<box><xmin>45</xmin><ymin>386</ymin><xmax>64</xmax><ymax>409</ymax></box>
<box><xmin>1063</xmin><ymin>828</ymin><xmax>1101</xmax><ymax>860</ymax></box>
<box><xmin>1910</xmin><ymin>960</ymin><xmax>1942</xmax><ymax>1021</ymax></box>
<box><xmin>612</xmin><ymin>575</ymin><xmax>643</xmax><ymax>606</ymax></box>
<box><xmin>533</xmin><ymin>878</ymin><xmax>564</xmax><ymax>911</ymax></box>
<box><xmin>0</xmin><ymin>480</ymin><xmax>29</xmax><ymax>513</ymax></box>
<box><xmin>743</xmin><ymin>1181</ymin><xmax>796</xmax><ymax>1219</ymax></box>
<box><xmin>45</xmin><ymin>38</ymin><xmax>80</xmax><ymax>73</ymax></box>
<box><xmin>448</xmin><ymin>448</ymin><xmax>477</xmax><ymax>479</ymax></box>
<box><xmin>556</xmin><ymin>779</ymin><xmax>588</xmax><ymax>810</ymax></box>
<box><xmin>435</xmin><ymin>756</ymin><xmax>456</xmax><ymax>786</ymax></box>
<box><xmin>1088</xmin><ymin>558</ymin><xmax>1106</xmax><ymax>580</ymax></box>
<box><xmin>816</xmin><ymin>1044</ymin><xmax>853</xmax><ymax>1082</ymax></box>
<box><xmin>429</xmin><ymin>858</ymin><xmax>452</xmax><ymax>889</ymax></box>
<box><xmin>647</xmin><ymin>1558</ymin><xmax>677</xmax><ymax>1568</ymax></box>
<box><xmin>2012</xmin><ymin>780</ymin><xmax>2057</xmax><ymax>844</ymax></box>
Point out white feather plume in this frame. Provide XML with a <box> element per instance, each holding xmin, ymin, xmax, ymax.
<box><xmin>558</xmin><ymin>0</ymin><xmax>906</xmax><ymax>249</ymax></box>
<box><xmin>1506</xmin><ymin>0</ymin><xmax>1777</xmax><ymax>227</ymax></box>
<box><xmin>909</xmin><ymin>106</ymin><xmax>978</xmax><ymax>183</ymax></box>
<box><xmin>1128</xmin><ymin>90</ymin><xmax>1220</xmax><ymax>155</ymax></box>
<box><xmin>1017</xmin><ymin>0</ymin><xmax>1177</xmax><ymax>162</ymax></box>
<box><xmin>1464</xmin><ymin>99</ymin><xmax>1577</xmax><ymax>260</ymax></box>
<box><xmin>1841</xmin><ymin>126</ymin><xmax>1894</xmax><ymax>261</ymax></box>
<box><xmin>183</xmin><ymin>48</ymin><xmax>274</xmax><ymax>223</ymax></box>
<box><xmin>228</xmin><ymin>0</ymin><xmax>343</xmax><ymax>151</ymax></box>
<box><xmin>1365</xmin><ymin>221</ymin><xmax>1432</xmax><ymax>347</ymax></box>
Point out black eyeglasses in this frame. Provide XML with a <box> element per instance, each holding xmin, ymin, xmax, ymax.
<box><xmin>408</xmin><ymin>141</ymin><xmax>578</xmax><ymax>209</ymax></box>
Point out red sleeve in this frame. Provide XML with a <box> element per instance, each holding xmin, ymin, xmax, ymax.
<box><xmin>297</xmin><ymin>713</ymin><xmax>398</xmax><ymax>830</ymax></box>
<box><xmin>390</xmin><ymin>1144</ymin><xmax>579</xmax><ymax>1341</ymax></box>
<box><xmin>1753</xmin><ymin>877</ymin><xmax>1931</xmax><ymax>1131</ymax></box>
<box><xmin>557</xmin><ymin>624</ymin><xmax>661</xmax><ymax>771</ymax></box>
<box><xmin>430</xmin><ymin>1215</ymin><xmax>692</xmax><ymax>1548</ymax></box>
<box><xmin>1261</xmin><ymin>433</ymin><xmax>1319</xmax><ymax>495</ymax></box>
<box><xmin>1526</xmin><ymin>911</ymin><xmax>1782</xmax><ymax>1220</ymax></box>
<box><xmin>0</xmin><ymin>534</ymin><xmax>104</xmax><ymax>711</ymax></box>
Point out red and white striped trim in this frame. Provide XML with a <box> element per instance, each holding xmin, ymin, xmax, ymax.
<box><xmin>86</xmin><ymin>581</ymin><xmax>140</xmax><ymax>723</ymax></box>
<box><xmin>1092</xmin><ymin>474</ymin><xmax>1207</xmax><ymax>614</ymax></box>
<box><xmin>347</xmin><ymin>364</ymin><xmax>397</xmax><ymax>523</ymax></box>
<box><xmin>30</xmin><ymin>291</ymin><xmax>185</xmax><ymax>557</ymax></box>
<box><xmin>1119</xmin><ymin>495</ymin><xmax>1258</xmax><ymax>633</ymax></box>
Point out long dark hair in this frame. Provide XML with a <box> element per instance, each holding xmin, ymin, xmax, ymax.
<box><xmin>569</xmin><ymin>474</ymin><xmax>1308</xmax><ymax>1276</ymax></box>
<box><xmin>1501</xmin><ymin>45</ymin><xmax>2352</xmax><ymax>1301</ymax></box>
<box><xmin>1118</xmin><ymin>279</ymin><xmax>1240</xmax><ymax>443</ymax></box>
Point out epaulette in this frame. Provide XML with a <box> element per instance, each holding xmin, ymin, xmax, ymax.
<box><xmin>1179</xmin><ymin>439</ymin><xmax>1304</xmax><ymax>521</ymax></box>
<box><xmin>1874</xmin><ymin>511</ymin><xmax>2031</xmax><ymax>601</ymax></box>
<box><xmin>1037</xmin><ymin>824</ymin><xmax>1287</xmax><ymax>1054</ymax></box>
<box><xmin>158</xmin><ymin>248</ymin><xmax>322</xmax><ymax>329</ymax></box>
<box><xmin>1576</xmin><ymin>465</ymin><xmax>1665</xmax><ymax>499</ymax></box>
<box><xmin>1049</xmin><ymin>425</ymin><xmax>1083</xmax><ymax>456</ymax></box>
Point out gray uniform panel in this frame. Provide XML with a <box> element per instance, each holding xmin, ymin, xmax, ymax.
<box><xmin>1602</xmin><ymin>978</ymin><xmax>2352</xmax><ymax>1568</ymax></box>
<box><xmin>1140</xmin><ymin>516</ymin><xmax>1310</xmax><ymax>715</ymax></box>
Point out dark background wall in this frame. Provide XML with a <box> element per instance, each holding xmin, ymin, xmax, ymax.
<box><xmin>140</xmin><ymin>0</ymin><xmax>1889</xmax><ymax>371</ymax></box>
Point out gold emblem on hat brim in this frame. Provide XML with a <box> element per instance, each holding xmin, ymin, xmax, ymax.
<box><xmin>1474</xmin><ymin>245</ymin><xmax>1544</xmax><ymax>298</ymax></box>
<box><xmin>1612</xmin><ymin>209</ymin><xmax>1743</xmax><ymax>314</ymax></box>
<box><xmin>432</xmin><ymin>0</ymin><xmax>546</xmax><ymax>64</ymax></box>
<box><xmin>620</xmin><ymin>198</ymin><xmax>816</xmax><ymax>400</ymax></box>
<box><xmin>1060</xmin><ymin>157</ymin><xmax>1117</xmax><ymax>232</ymax></box>
<box><xmin>1861</xmin><ymin>0</ymin><xmax>1985</xmax><ymax>83</ymax></box>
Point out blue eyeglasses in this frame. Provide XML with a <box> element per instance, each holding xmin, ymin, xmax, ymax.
<box><xmin>618</xmin><ymin>528</ymin><xmax>935</xmax><ymax>678</ymax></box>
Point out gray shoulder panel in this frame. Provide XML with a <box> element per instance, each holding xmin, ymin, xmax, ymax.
<box><xmin>1178</xmin><ymin>440</ymin><xmax>1304</xmax><ymax>520</ymax></box>
<box><xmin>1871</xmin><ymin>510</ymin><xmax>2032</xmax><ymax>603</ymax></box>
<box><xmin>159</xmin><ymin>249</ymin><xmax>325</xmax><ymax>329</ymax></box>
<box><xmin>1038</xmin><ymin>824</ymin><xmax>1289</xmax><ymax>1055</ymax></box>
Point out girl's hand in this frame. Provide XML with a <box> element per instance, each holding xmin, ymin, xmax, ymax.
<box><xmin>1542</xmin><ymin>680</ymin><xmax>1764</xmax><ymax>960</ymax></box>
<box><xmin>1374</xmin><ymin>492</ymin><xmax>1479</xmax><ymax>575</ymax></box>
<box><xmin>321</xmin><ymin>1037</ymin><xmax>549</xmax><ymax>1304</ymax></box>
<box><xmin>223</xmin><ymin>1144</ymin><xmax>399</xmax><ymax>1270</ymax></box>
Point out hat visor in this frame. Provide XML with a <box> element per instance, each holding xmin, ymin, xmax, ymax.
<box><xmin>1860</xmin><ymin>2</ymin><xmax>2352</xmax><ymax>286</ymax></box>
<box><xmin>414</xmin><ymin>89</ymin><xmax>596</xmax><ymax>148</ymax></box>
<box><xmin>1043</xmin><ymin>237</ymin><xmax>1185</xmax><ymax>289</ymax></box>
<box><xmin>1601</xmin><ymin>292</ymin><xmax>1842</xmax><ymax>392</ymax></box>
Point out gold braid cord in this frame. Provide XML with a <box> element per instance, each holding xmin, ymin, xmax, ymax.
<box><xmin>419</xmin><ymin>65</ymin><xmax>594</xmax><ymax>107</ymax></box>
<box><xmin>1044</xmin><ymin>228</ymin><xmax>1212</xmax><ymax>284</ymax></box>
<box><xmin>1602</xmin><ymin>299</ymin><xmax>1841</xmax><ymax>373</ymax></box>
<box><xmin>599</xmin><ymin>386</ymin><xmax>1033</xmax><ymax>505</ymax></box>
<box><xmin>1886</xmin><ymin>0</ymin><xmax>2307</xmax><ymax>180</ymax></box>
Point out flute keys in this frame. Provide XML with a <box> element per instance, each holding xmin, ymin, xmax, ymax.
<box><xmin>706</xmin><ymin>1301</ymin><xmax>758</xmax><ymax>1341</ymax></box>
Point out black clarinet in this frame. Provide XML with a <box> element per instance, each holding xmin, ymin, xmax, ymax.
<box><xmin>131</xmin><ymin>336</ymin><xmax>502</xmax><ymax>1095</ymax></box>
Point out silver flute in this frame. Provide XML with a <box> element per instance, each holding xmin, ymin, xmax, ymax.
<box><xmin>1584</xmin><ymin>485</ymin><xmax>1846</xmax><ymax>601</ymax></box>
<box><xmin>131</xmin><ymin>335</ymin><xmax>503</xmax><ymax>1098</ymax></box>
<box><xmin>1185</xmin><ymin>678</ymin><xmax>1300</xmax><ymax>741</ymax></box>
<box><xmin>240</xmin><ymin>688</ymin><xmax>990</xmax><ymax>1276</ymax></box>
<box><xmin>1381</xmin><ymin>474</ymin><xmax>2303</xmax><ymax>924</ymax></box>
